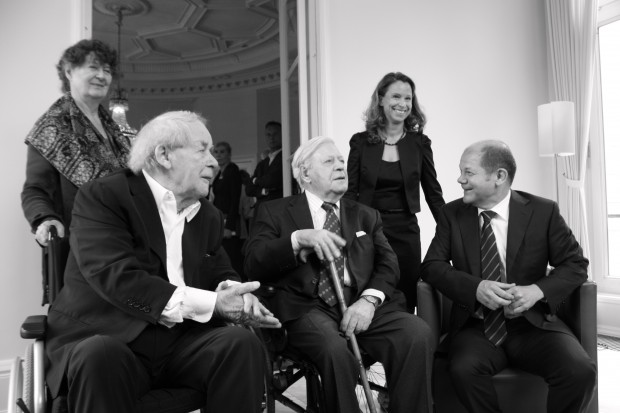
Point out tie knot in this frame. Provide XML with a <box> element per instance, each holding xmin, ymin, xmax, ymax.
<box><xmin>481</xmin><ymin>210</ymin><xmax>497</xmax><ymax>224</ymax></box>
<box><xmin>322</xmin><ymin>202</ymin><xmax>337</xmax><ymax>213</ymax></box>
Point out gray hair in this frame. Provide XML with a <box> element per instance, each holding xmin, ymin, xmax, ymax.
<box><xmin>291</xmin><ymin>136</ymin><xmax>336</xmax><ymax>189</ymax></box>
<box><xmin>128</xmin><ymin>111</ymin><xmax>207</xmax><ymax>173</ymax></box>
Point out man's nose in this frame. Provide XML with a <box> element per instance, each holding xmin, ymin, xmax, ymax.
<box><xmin>206</xmin><ymin>151</ymin><xmax>218</xmax><ymax>167</ymax></box>
<box><xmin>457</xmin><ymin>174</ymin><xmax>466</xmax><ymax>184</ymax></box>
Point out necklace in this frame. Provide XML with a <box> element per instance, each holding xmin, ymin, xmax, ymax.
<box><xmin>383</xmin><ymin>130</ymin><xmax>406</xmax><ymax>146</ymax></box>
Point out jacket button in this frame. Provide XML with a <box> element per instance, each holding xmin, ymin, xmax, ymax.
<box><xmin>311</xmin><ymin>278</ymin><xmax>317</xmax><ymax>285</ymax></box>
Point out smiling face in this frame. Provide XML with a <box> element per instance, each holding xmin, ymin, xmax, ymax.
<box><xmin>65</xmin><ymin>52</ymin><xmax>112</xmax><ymax>103</ymax></box>
<box><xmin>379</xmin><ymin>80</ymin><xmax>412</xmax><ymax>126</ymax></box>
<box><xmin>457</xmin><ymin>148</ymin><xmax>503</xmax><ymax>209</ymax></box>
<box><xmin>167</xmin><ymin>123</ymin><xmax>218</xmax><ymax>209</ymax></box>
<box><xmin>304</xmin><ymin>142</ymin><xmax>348</xmax><ymax>202</ymax></box>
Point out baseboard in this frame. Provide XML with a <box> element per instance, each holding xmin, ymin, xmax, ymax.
<box><xmin>598</xmin><ymin>294</ymin><xmax>620</xmax><ymax>338</ymax></box>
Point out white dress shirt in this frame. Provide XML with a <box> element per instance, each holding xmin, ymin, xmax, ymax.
<box><xmin>291</xmin><ymin>190</ymin><xmax>385</xmax><ymax>303</ymax></box>
<box><xmin>143</xmin><ymin>170</ymin><xmax>218</xmax><ymax>327</ymax></box>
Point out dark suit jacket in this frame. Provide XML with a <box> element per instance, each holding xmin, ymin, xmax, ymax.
<box><xmin>244</xmin><ymin>194</ymin><xmax>402</xmax><ymax>323</ymax></box>
<box><xmin>45</xmin><ymin>169</ymin><xmax>239</xmax><ymax>397</ymax></box>
<box><xmin>344</xmin><ymin>131</ymin><xmax>444</xmax><ymax>220</ymax></box>
<box><xmin>245</xmin><ymin>152</ymin><xmax>283</xmax><ymax>203</ymax></box>
<box><xmin>421</xmin><ymin>190</ymin><xmax>588</xmax><ymax>343</ymax></box>
<box><xmin>213</xmin><ymin>162</ymin><xmax>242</xmax><ymax>231</ymax></box>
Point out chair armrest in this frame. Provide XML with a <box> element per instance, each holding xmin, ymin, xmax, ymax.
<box><xmin>417</xmin><ymin>281</ymin><xmax>441</xmax><ymax>346</ymax></box>
<box><xmin>20</xmin><ymin>315</ymin><xmax>47</xmax><ymax>339</ymax></box>
<box><xmin>557</xmin><ymin>281</ymin><xmax>597</xmax><ymax>363</ymax></box>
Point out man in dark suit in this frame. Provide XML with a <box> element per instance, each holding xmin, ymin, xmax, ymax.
<box><xmin>245</xmin><ymin>136</ymin><xmax>433</xmax><ymax>413</ymax></box>
<box><xmin>421</xmin><ymin>140</ymin><xmax>596</xmax><ymax>413</ymax></box>
<box><xmin>45</xmin><ymin>111</ymin><xmax>280</xmax><ymax>413</ymax></box>
<box><xmin>245</xmin><ymin>121</ymin><xmax>284</xmax><ymax>204</ymax></box>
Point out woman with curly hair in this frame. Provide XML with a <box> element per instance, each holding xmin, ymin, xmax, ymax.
<box><xmin>344</xmin><ymin>72</ymin><xmax>445</xmax><ymax>311</ymax></box>
<box><xmin>21</xmin><ymin>39</ymin><xmax>132</xmax><ymax>283</ymax></box>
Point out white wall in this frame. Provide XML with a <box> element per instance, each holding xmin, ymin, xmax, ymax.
<box><xmin>0</xmin><ymin>0</ymin><xmax>83</xmax><ymax>409</ymax></box>
<box><xmin>320</xmin><ymin>0</ymin><xmax>553</xmax><ymax>253</ymax></box>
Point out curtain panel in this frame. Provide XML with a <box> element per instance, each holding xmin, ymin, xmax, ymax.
<box><xmin>544</xmin><ymin>0</ymin><xmax>598</xmax><ymax>262</ymax></box>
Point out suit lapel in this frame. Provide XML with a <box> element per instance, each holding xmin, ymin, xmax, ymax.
<box><xmin>129</xmin><ymin>173</ymin><xmax>167</xmax><ymax>267</ymax></box>
<box><xmin>458</xmin><ymin>203</ymin><xmax>481</xmax><ymax>277</ymax></box>
<box><xmin>339</xmin><ymin>199</ymin><xmax>357</xmax><ymax>249</ymax></box>
<box><xmin>182</xmin><ymin>201</ymin><xmax>210</xmax><ymax>287</ymax></box>
<box><xmin>398</xmin><ymin>133</ymin><xmax>418</xmax><ymax>182</ymax></box>
<box><xmin>506</xmin><ymin>191</ymin><xmax>532</xmax><ymax>278</ymax></box>
<box><xmin>361</xmin><ymin>140</ymin><xmax>383</xmax><ymax>187</ymax></box>
<box><xmin>287</xmin><ymin>194</ymin><xmax>314</xmax><ymax>231</ymax></box>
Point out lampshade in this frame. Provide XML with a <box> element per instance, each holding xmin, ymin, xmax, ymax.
<box><xmin>537</xmin><ymin>101</ymin><xmax>576</xmax><ymax>157</ymax></box>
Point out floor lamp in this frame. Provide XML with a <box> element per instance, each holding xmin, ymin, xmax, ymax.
<box><xmin>537</xmin><ymin>101</ymin><xmax>576</xmax><ymax>203</ymax></box>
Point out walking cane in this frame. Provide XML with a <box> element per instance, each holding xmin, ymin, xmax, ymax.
<box><xmin>328</xmin><ymin>261</ymin><xmax>378</xmax><ymax>413</ymax></box>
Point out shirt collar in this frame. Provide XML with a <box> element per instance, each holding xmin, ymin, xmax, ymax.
<box><xmin>304</xmin><ymin>190</ymin><xmax>340</xmax><ymax>214</ymax></box>
<box><xmin>142</xmin><ymin>169</ymin><xmax>201</xmax><ymax>222</ymax></box>
<box><xmin>268</xmin><ymin>148</ymin><xmax>282</xmax><ymax>162</ymax></box>
<box><xmin>478</xmin><ymin>189</ymin><xmax>511</xmax><ymax>221</ymax></box>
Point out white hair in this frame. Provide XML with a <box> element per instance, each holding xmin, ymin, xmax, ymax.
<box><xmin>291</xmin><ymin>136</ymin><xmax>336</xmax><ymax>189</ymax></box>
<box><xmin>128</xmin><ymin>111</ymin><xmax>207</xmax><ymax>173</ymax></box>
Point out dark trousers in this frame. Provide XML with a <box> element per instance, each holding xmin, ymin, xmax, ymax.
<box><xmin>285</xmin><ymin>298</ymin><xmax>433</xmax><ymax>413</ymax></box>
<box><xmin>63</xmin><ymin>322</ymin><xmax>265</xmax><ymax>413</ymax></box>
<box><xmin>448</xmin><ymin>317</ymin><xmax>597</xmax><ymax>413</ymax></box>
<box><xmin>381</xmin><ymin>212</ymin><xmax>421</xmax><ymax>311</ymax></box>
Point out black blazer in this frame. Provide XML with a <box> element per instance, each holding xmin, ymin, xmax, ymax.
<box><xmin>45</xmin><ymin>169</ymin><xmax>239</xmax><ymax>397</ymax></box>
<box><xmin>421</xmin><ymin>190</ymin><xmax>588</xmax><ymax>343</ymax></box>
<box><xmin>344</xmin><ymin>131</ymin><xmax>444</xmax><ymax>220</ymax></box>
<box><xmin>245</xmin><ymin>152</ymin><xmax>283</xmax><ymax>203</ymax></box>
<box><xmin>244</xmin><ymin>194</ymin><xmax>402</xmax><ymax>323</ymax></box>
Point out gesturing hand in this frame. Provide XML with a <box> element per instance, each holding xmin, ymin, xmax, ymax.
<box><xmin>476</xmin><ymin>280</ymin><xmax>515</xmax><ymax>310</ymax></box>
<box><xmin>214</xmin><ymin>281</ymin><xmax>281</xmax><ymax>328</ymax></box>
<box><xmin>295</xmin><ymin>229</ymin><xmax>346</xmax><ymax>263</ymax></box>
<box><xmin>35</xmin><ymin>219</ymin><xmax>65</xmax><ymax>246</ymax></box>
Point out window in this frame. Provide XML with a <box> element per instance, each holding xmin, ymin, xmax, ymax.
<box><xmin>599</xmin><ymin>19</ymin><xmax>620</xmax><ymax>278</ymax></box>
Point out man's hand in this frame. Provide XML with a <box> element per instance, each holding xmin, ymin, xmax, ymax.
<box><xmin>504</xmin><ymin>284</ymin><xmax>544</xmax><ymax>316</ymax></box>
<box><xmin>35</xmin><ymin>219</ymin><xmax>65</xmax><ymax>246</ymax></box>
<box><xmin>295</xmin><ymin>229</ymin><xmax>346</xmax><ymax>263</ymax></box>
<box><xmin>223</xmin><ymin>228</ymin><xmax>234</xmax><ymax>239</ymax></box>
<box><xmin>476</xmin><ymin>280</ymin><xmax>515</xmax><ymax>310</ymax></box>
<box><xmin>339</xmin><ymin>299</ymin><xmax>375</xmax><ymax>337</ymax></box>
<box><xmin>214</xmin><ymin>281</ymin><xmax>281</xmax><ymax>328</ymax></box>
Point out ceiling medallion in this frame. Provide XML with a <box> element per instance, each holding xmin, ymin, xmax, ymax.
<box><xmin>93</xmin><ymin>0</ymin><xmax>150</xmax><ymax>17</ymax></box>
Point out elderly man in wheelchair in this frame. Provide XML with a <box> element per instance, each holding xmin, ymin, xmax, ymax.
<box><xmin>245</xmin><ymin>136</ymin><xmax>434</xmax><ymax>413</ymax></box>
<box><xmin>15</xmin><ymin>111</ymin><xmax>281</xmax><ymax>413</ymax></box>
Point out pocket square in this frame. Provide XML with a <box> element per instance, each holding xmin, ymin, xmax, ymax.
<box><xmin>356</xmin><ymin>231</ymin><xmax>367</xmax><ymax>237</ymax></box>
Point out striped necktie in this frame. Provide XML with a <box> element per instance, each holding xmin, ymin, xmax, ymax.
<box><xmin>317</xmin><ymin>202</ymin><xmax>345</xmax><ymax>306</ymax></box>
<box><xmin>480</xmin><ymin>210</ymin><xmax>507</xmax><ymax>347</ymax></box>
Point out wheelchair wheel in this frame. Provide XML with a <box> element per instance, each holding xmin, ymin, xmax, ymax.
<box><xmin>22</xmin><ymin>343</ymin><xmax>34</xmax><ymax>413</ymax></box>
<box><xmin>356</xmin><ymin>362</ymin><xmax>388</xmax><ymax>413</ymax></box>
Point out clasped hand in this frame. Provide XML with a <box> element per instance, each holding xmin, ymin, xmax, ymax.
<box><xmin>214</xmin><ymin>281</ymin><xmax>281</xmax><ymax>328</ymax></box>
<box><xmin>35</xmin><ymin>219</ymin><xmax>65</xmax><ymax>246</ymax></box>
<box><xmin>476</xmin><ymin>280</ymin><xmax>544</xmax><ymax>318</ymax></box>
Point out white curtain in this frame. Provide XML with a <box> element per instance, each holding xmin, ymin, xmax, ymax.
<box><xmin>544</xmin><ymin>0</ymin><xmax>598</xmax><ymax>261</ymax></box>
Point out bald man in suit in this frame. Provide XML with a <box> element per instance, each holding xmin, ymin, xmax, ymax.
<box><xmin>421</xmin><ymin>140</ymin><xmax>596</xmax><ymax>413</ymax></box>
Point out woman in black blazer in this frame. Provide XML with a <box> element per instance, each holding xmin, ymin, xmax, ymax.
<box><xmin>344</xmin><ymin>72</ymin><xmax>445</xmax><ymax>311</ymax></box>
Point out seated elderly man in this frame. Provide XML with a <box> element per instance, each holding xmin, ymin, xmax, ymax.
<box><xmin>44</xmin><ymin>111</ymin><xmax>280</xmax><ymax>413</ymax></box>
<box><xmin>245</xmin><ymin>136</ymin><xmax>433</xmax><ymax>413</ymax></box>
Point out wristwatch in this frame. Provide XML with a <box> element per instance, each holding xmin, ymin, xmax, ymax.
<box><xmin>361</xmin><ymin>295</ymin><xmax>380</xmax><ymax>309</ymax></box>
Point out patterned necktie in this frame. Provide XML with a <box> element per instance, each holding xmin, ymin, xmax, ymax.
<box><xmin>480</xmin><ymin>210</ymin><xmax>507</xmax><ymax>347</ymax></box>
<box><xmin>317</xmin><ymin>202</ymin><xmax>345</xmax><ymax>306</ymax></box>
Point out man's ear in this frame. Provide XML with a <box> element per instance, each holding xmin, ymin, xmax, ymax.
<box><xmin>495</xmin><ymin>168</ymin><xmax>508</xmax><ymax>185</ymax></box>
<box><xmin>300</xmin><ymin>166</ymin><xmax>311</xmax><ymax>183</ymax></box>
<box><xmin>153</xmin><ymin>144</ymin><xmax>173</xmax><ymax>169</ymax></box>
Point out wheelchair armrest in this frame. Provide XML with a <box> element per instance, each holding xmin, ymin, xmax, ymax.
<box><xmin>21</xmin><ymin>315</ymin><xmax>47</xmax><ymax>339</ymax></box>
<box><xmin>417</xmin><ymin>281</ymin><xmax>441</xmax><ymax>346</ymax></box>
<box><xmin>557</xmin><ymin>281</ymin><xmax>597</xmax><ymax>363</ymax></box>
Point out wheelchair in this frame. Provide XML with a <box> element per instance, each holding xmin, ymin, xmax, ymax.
<box><xmin>255</xmin><ymin>287</ymin><xmax>389</xmax><ymax>413</ymax></box>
